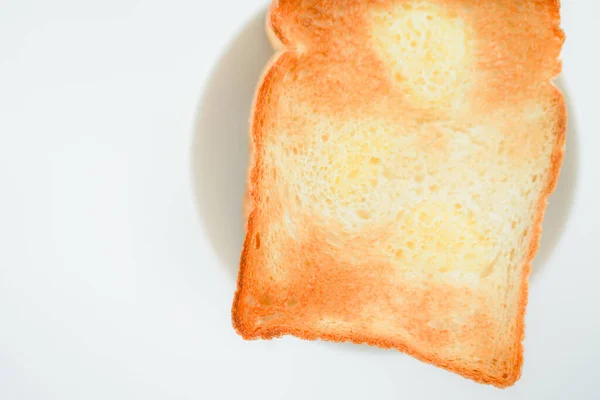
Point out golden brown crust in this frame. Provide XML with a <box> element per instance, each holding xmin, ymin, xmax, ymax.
<box><xmin>512</xmin><ymin>84</ymin><xmax>567</xmax><ymax>386</ymax></box>
<box><xmin>232</xmin><ymin>0</ymin><xmax>566</xmax><ymax>388</ymax></box>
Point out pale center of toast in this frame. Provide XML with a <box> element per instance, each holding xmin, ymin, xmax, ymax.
<box><xmin>278</xmin><ymin>100</ymin><xmax>554</xmax><ymax>279</ymax></box>
<box><xmin>399</xmin><ymin>202</ymin><xmax>497</xmax><ymax>274</ymax></box>
<box><xmin>370</xmin><ymin>4</ymin><xmax>471</xmax><ymax>107</ymax></box>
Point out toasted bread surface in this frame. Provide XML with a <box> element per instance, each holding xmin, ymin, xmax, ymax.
<box><xmin>232</xmin><ymin>0</ymin><xmax>565</xmax><ymax>388</ymax></box>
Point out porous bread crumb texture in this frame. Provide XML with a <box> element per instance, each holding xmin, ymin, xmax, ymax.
<box><xmin>232</xmin><ymin>0</ymin><xmax>565</xmax><ymax>388</ymax></box>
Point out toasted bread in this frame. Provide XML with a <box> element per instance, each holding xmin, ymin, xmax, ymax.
<box><xmin>232</xmin><ymin>0</ymin><xmax>566</xmax><ymax>388</ymax></box>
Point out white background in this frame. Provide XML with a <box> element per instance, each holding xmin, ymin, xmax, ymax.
<box><xmin>0</xmin><ymin>0</ymin><xmax>598</xmax><ymax>399</ymax></box>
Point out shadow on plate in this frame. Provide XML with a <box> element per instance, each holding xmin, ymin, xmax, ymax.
<box><xmin>191</xmin><ymin>9</ymin><xmax>271</xmax><ymax>279</ymax></box>
<box><xmin>191</xmin><ymin>8</ymin><xmax>578</xmax><ymax>284</ymax></box>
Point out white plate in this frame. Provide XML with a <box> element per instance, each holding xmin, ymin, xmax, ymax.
<box><xmin>0</xmin><ymin>1</ymin><xmax>598</xmax><ymax>399</ymax></box>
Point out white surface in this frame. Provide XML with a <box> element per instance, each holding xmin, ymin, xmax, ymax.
<box><xmin>0</xmin><ymin>0</ymin><xmax>598</xmax><ymax>398</ymax></box>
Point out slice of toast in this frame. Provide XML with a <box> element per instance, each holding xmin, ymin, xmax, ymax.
<box><xmin>232</xmin><ymin>0</ymin><xmax>565</xmax><ymax>388</ymax></box>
